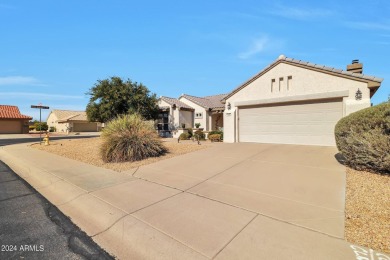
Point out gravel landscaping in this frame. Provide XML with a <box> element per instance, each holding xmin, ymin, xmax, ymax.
<box><xmin>345</xmin><ymin>168</ymin><xmax>390</xmax><ymax>253</ymax></box>
<box><xmin>31</xmin><ymin>137</ymin><xmax>210</xmax><ymax>172</ymax></box>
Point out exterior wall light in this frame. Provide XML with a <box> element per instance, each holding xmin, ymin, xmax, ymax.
<box><xmin>227</xmin><ymin>102</ymin><xmax>231</xmax><ymax>110</ymax></box>
<box><xmin>355</xmin><ymin>89</ymin><xmax>362</xmax><ymax>100</ymax></box>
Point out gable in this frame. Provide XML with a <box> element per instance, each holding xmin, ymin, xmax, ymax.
<box><xmin>226</xmin><ymin>62</ymin><xmax>370</xmax><ymax>103</ymax></box>
<box><xmin>224</xmin><ymin>57</ymin><xmax>382</xmax><ymax>102</ymax></box>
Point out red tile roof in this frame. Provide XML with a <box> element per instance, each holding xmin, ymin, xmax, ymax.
<box><xmin>0</xmin><ymin>105</ymin><xmax>33</xmax><ymax>119</ymax></box>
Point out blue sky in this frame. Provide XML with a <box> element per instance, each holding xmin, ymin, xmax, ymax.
<box><xmin>1</xmin><ymin>0</ymin><xmax>389</xmax><ymax>120</ymax></box>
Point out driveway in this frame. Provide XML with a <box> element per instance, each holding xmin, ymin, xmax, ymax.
<box><xmin>2</xmin><ymin>142</ymin><xmax>374</xmax><ymax>260</ymax></box>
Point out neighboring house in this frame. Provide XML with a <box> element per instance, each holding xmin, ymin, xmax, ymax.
<box><xmin>179</xmin><ymin>94</ymin><xmax>226</xmax><ymax>131</ymax></box>
<box><xmin>157</xmin><ymin>94</ymin><xmax>226</xmax><ymax>136</ymax></box>
<box><xmin>47</xmin><ymin>110</ymin><xmax>101</xmax><ymax>133</ymax></box>
<box><xmin>222</xmin><ymin>55</ymin><xmax>383</xmax><ymax>146</ymax></box>
<box><xmin>0</xmin><ymin>105</ymin><xmax>32</xmax><ymax>134</ymax></box>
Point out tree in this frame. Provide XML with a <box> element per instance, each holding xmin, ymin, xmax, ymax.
<box><xmin>86</xmin><ymin>77</ymin><xmax>159</xmax><ymax>122</ymax></box>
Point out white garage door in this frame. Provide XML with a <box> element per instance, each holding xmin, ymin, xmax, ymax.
<box><xmin>238</xmin><ymin>99</ymin><xmax>343</xmax><ymax>146</ymax></box>
<box><xmin>0</xmin><ymin>120</ymin><xmax>22</xmax><ymax>134</ymax></box>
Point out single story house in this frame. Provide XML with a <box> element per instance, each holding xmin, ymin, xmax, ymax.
<box><xmin>222</xmin><ymin>55</ymin><xmax>383</xmax><ymax>146</ymax></box>
<box><xmin>47</xmin><ymin>110</ymin><xmax>101</xmax><ymax>133</ymax></box>
<box><xmin>157</xmin><ymin>94</ymin><xmax>226</xmax><ymax>137</ymax></box>
<box><xmin>0</xmin><ymin>105</ymin><xmax>32</xmax><ymax>134</ymax></box>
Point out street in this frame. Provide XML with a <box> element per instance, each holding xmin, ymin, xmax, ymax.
<box><xmin>0</xmin><ymin>160</ymin><xmax>113</xmax><ymax>260</ymax></box>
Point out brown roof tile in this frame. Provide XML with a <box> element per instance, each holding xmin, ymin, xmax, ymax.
<box><xmin>0</xmin><ymin>105</ymin><xmax>32</xmax><ymax>119</ymax></box>
<box><xmin>51</xmin><ymin>110</ymin><xmax>90</xmax><ymax>122</ymax></box>
<box><xmin>180</xmin><ymin>93</ymin><xmax>227</xmax><ymax>109</ymax></box>
<box><xmin>160</xmin><ymin>96</ymin><xmax>195</xmax><ymax>110</ymax></box>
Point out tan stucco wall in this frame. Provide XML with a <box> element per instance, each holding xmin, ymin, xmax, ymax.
<box><xmin>224</xmin><ymin>62</ymin><xmax>372</xmax><ymax>143</ymax></box>
<box><xmin>179</xmin><ymin>97</ymin><xmax>210</xmax><ymax>130</ymax></box>
<box><xmin>46</xmin><ymin>112</ymin><xmax>69</xmax><ymax>132</ymax></box>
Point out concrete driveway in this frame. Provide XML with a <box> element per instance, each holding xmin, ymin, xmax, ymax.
<box><xmin>2</xmin><ymin>142</ymin><xmax>377</xmax><ymax>260</ymax></box>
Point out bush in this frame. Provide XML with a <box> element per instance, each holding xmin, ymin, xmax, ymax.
<box><xmin>28</xmin><ymin>125</ymin><xmax>35</xmax><ymax>131</ymax></box>
<box><xmin>34</xmin><ymin>122</ymin><xmax>48</xmax><ymax>131</ymax></box>
<box><xmin>100</xmin><ymin>113</ymin><xmax>167</xmax><ymax>163</ymax></box>
<box><xmin>194</xmin><ymin>130</ymin><xmax>205</xmax><ymax>140</ymax></box>
<box><xmin>195</xmin><ymin>123</ymin><xmax>201</xmax><ymax>128</ymax></box>
<box><xmin>179</xmin><ymin>132</ymin><xmax>190</xmax><ymax>140</ymax></box>
<box><xmin>209</xmin><ymin>130</ymin><xmax>223</xmax><ymax>140</ymax></box>
<box><xmin>49</xmin><ymin>126</ymin><xmax>56</xmax><ymax>132</ymax></box>
<box><xmin>335</xmin><ymin>102</ymin><xmax>390</xmax><ymax>173</ymax></box>
<box><xmin>187</xmin><ymin>128</ymin><xmax>193</xmax><ymax>138</ymax></box>
<box><xmin>209</xmin><ymin>134</ymin><xmax>221</xmax><ymax>142</ymax></box>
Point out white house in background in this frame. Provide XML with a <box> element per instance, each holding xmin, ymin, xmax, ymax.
<box><xmin>222</xmin><ymin>55</ymin><xmax>383</xmax><ymax>146</ymax></box>
<box><xmin>47</xmin><ymin>110</ymin><xmax>101</xmax><ymax>133</ymax></box>
<box><xmin>157</xmin><ymin>94</ymin><xmax>226</xmax><ymax>137</ymax></box>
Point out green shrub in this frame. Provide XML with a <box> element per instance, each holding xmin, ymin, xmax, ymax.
<box><xmin>179</xmin><ymin>132</ymin><xmax>190</xmax><ymax>140</ymax></box>
<box><xmin>28</xmin><ymin>125</ymin><xmax>35</xmax><ymax>131</ymax></box>
<box><xmin>195</xmin><ymin>123</ymin><xmax>201</xmax><ymax>128</ymax></box>
<box><xmin>209</xmin><ymin>134</ymin><xmax>221</xmax><ymax>142</ymax></box>
<box><xmin>187</xmin><ymin>128</ymin><xmax>193</xmax><ymax>138</ymax></box>
<box><xmin>34</xmin><ymin>122</ymin><xmax>48</xmax><ymax>131</ymax></box>
<box><xmin>49</xmin><ymin>126</ymin><xmax>56</xmax><ymax>132</ymax></box>
<box><xmin>100</xmin><ymin>113</ymin><xmax>167</xmax><ymax>163</ymax></box>
<box><xmin>209</xmin><ymin>130</ymin><xmax>223</xmax><ymax>140</ymax></box>
<box><xmin>194</xmin><ymin>130</ymin><xmax>205</xmax><ymax>140</ymax></box>
<box><xmin>335</xmin><ymin>102</ymin><xmax>390</xmax><ymax>173</ymax></box>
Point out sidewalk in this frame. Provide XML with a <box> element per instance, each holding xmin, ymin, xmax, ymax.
<box><xmin>0</xmin><ymin>143</ymin><xmax>388</xmax><ymax>260</ymax></box>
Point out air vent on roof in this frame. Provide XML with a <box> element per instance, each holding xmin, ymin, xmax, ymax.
<box><xmin>347</xmin><ymin>59</ymin><xmax>363</xmax><ymax>74</ymax></box>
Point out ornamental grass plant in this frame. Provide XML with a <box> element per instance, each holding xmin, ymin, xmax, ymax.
<box><xmin>101</xmin><ymin>113</ymin><xmax>167</xmax><ymax>162</ymax></box>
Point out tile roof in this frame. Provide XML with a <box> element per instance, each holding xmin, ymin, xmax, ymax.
<box><xmin>51</xmin><ymin>110</ymin><xmax>89</xmax><ymax>122</ymax></box>
<box><xmin>0</xmin><ymin>105</ymin><xmax>32</xmax><ymax>119</ymax></box>
<box><xmin>180</xmin><ymin>93</ymin><xmax>227</xmax><ymax>110</ymax></box>
<box><xmin>160</xmin><ymin>96</ymin><xmax>195</xmax><ymax>110</ymax></box>
<box><xmin>223</xmin><ymin>55</ymin><xmax>384</xmax><ymax>101</ymax></box>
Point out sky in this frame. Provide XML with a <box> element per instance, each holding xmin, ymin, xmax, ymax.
<box><xmin>1</xmin><ymin>0</ymin><xmax>389</xmax><ymax>120</ymax></box>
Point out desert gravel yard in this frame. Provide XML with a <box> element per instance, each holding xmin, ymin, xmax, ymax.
<box><xmin>31</xmin><ymin>137</ymin><xmax>210</xmax><ymax>172</ymax></box>
<box><xmin>345</xmin><ymin>168</ymin><xmax>390</xmax><ymax>254</ymax></box>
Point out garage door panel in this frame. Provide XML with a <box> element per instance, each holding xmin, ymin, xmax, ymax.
<box><xmin>239</xmin><ymin>100</ymin><xmax>342</xmax><ymax>146</ymax></box>
<box><xmin>0</xmin><ymin>120</ymin><xmax>22</xmax><ymax>134</ymax></box>
<box><xmin>73</xmin><ymin>123</ymin><xmax>98</xmax><ymax>132</ymax></box>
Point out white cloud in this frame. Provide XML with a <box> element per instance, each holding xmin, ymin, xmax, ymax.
<box><xmin>0</xmin><ymin>76</ymin><xmax>42</xmax><ymax>86</ymax></box>
<box><xmin>345</xmin><ymin>21</ymin><xmax>390</xmax><ymax>31</ymax></box>
<box><xmin>270</xmin><ymin>4</ymin><xmax>334</xmax><ymax>20</ymax></box>
<box><xmin>0</xmin><ymin>92</ymin><xmax>84</xmax><ymax>100</ymax></box>
<box><xmin>238</xmin><ymin>36</ymin><xmax>269</xmax><ymax>60</ymax></box>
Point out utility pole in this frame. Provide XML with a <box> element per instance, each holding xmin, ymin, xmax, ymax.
<box><xmin>31</xmin><ymin>104</ymin><xmax>50</xmax><ymax>145</ymax></box>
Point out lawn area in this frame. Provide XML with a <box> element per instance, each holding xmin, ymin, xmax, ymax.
<box><xmin>31</xmin><ymin>137</ymin><xmax>210</xmax><ymax>172</ymax></box>
<box><xmin>345</xmin><ymin>168</ymin><xmax>390</xmax><ymax>254</ymax></box>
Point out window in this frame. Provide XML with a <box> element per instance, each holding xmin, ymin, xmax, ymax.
<box><xmin>195</xmin><ymin>112</ymin><xmax>203</xmax><ymax>119</ymax></box>
<box><xmin>271</xmin><ymin>79</ymin><xmax>276</xmax><ymax>92</ymax></box>
<box><xmin>279</xmin><ymin>77</ymin><xmax>284</xmax><ymax>91</ymax></box>
<box><xmin>287</xmin><ymin>76</ymin><xmax>292</xmax><ymax>90</ymax></box>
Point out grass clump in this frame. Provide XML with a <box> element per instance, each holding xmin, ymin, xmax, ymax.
<box><xmin>335</xmin><ymin>102</ymin><xmax>390</xmax><ymax>173</ymax></box>
<box><xmin>101</xmin><ymin>113</ymin><xmax>167</xmax><ymax>162</ymax></box>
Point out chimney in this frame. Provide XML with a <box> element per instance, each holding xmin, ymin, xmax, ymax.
<box><xmin>346</xmin><ymin>59</ymin><xmax>363</xmax><ymax>74</ymax></box>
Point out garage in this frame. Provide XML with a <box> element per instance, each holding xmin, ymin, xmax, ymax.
<box><xmin>238</xmin><ymin>98</ymin><xmax>343</xmax><ymax>146</ymax></box>
<box><xmin>73</xmin><ymin>122</ymin><xmax>98</xmax><ymax>132</ymax></box>
<box><xmin>0</xmin><ymin>120</ymin><xmax>22</xmax><ymax>134</ymax></box>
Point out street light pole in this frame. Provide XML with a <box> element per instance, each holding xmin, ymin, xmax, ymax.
<box><xmin>31</xmin><ymin>104</ymin><xmax>50</xmax><ymax>145</ymax></box>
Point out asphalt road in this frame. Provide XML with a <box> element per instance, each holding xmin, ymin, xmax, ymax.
<box><xmin>0</xmin><ymin>160</ymin><xmax>114</xmax><ymax>260</ymax></box>
<box><xmin>0</xmin><ymin>135</ymin><xmax>98</xmax><ymax>146</ymax></box>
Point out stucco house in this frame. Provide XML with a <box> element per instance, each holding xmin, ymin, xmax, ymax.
<box><xmin>222</xmin><ymin>55</ymin><xmax>383</xmax><ymax>146</ymax></box>
<box><xmin>0</xmin><ymin>105</ymin><xmax>32</xmax><ymax>134</ymax></box>
<box><xmin>47</xmin><ymin>109</ymin><xmax>101</xmax><ymax>133</ymax></box>
<box><xmin>157</xmin><ymin>94</ymin><xmax>226</xmax><ymax>137</ymax></box>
